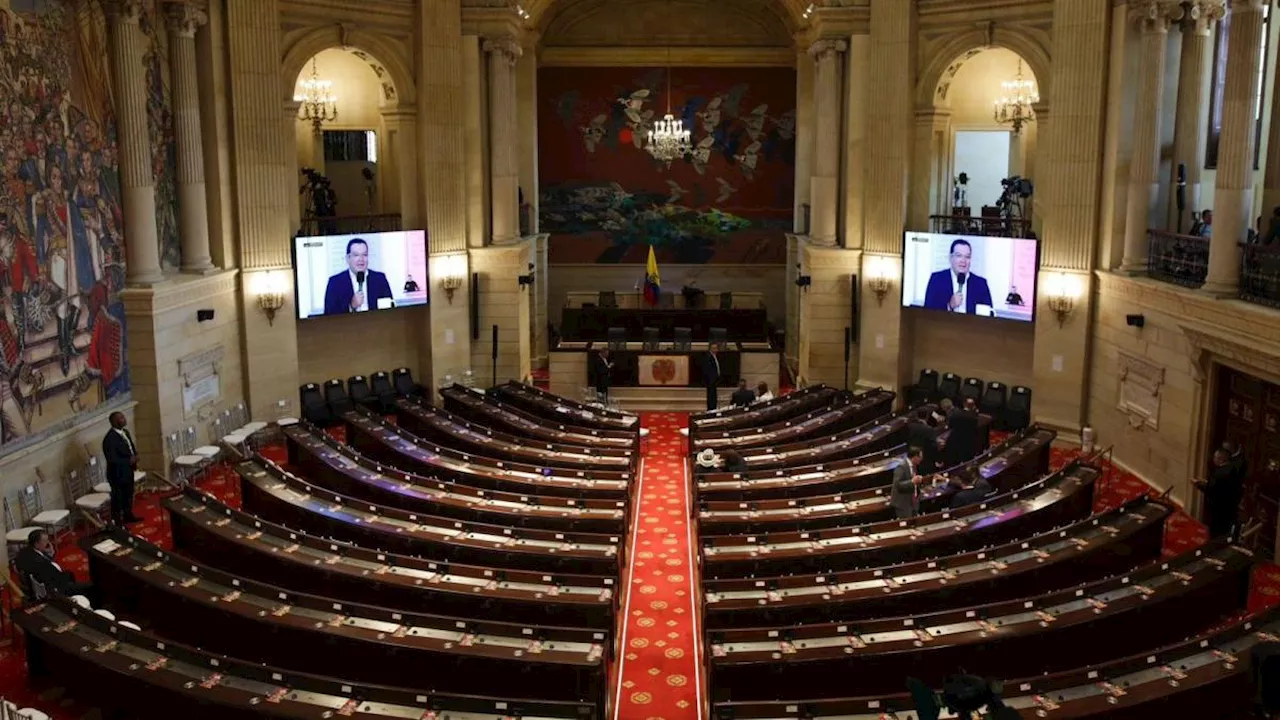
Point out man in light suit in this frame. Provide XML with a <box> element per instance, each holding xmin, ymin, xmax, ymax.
<box><xmin>922</xmin><ymin>238</ymin><xmax>994</xmax><ymax>315</ymax></box>
<box><xmin>323</xmin><ymin>238</ymin><xmax>394</xmax><ymax>315</ymax></box>
<box><xmin>890</xmin><ymin>446</ymin><xmax>928</xmax><ymax>519</ymax></box>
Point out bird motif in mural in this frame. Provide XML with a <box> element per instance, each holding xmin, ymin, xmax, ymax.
<box><xmin>690</xmin><ymin>136</ymin><xmax>716</xmax><ymax>175</ymax></box>
<box><xmin>666</xmin><ymin>180</ymin><xmax>688</xmax><ymax>204</ymax></box>
<box><xmin>715</xmin><ymin>177</ymin><xmax>738</xmax><ymax>205</ymax></box>
<box><xmin>698</xmin><ymin>96</ymin><xmax>724</xmax><ymax>134</ymax></box>
<box><xmin>579</xmin><ymin>114</ymin><xmax>608</xmax><ymax>153</ymax></box>
<box><xmin>734</xmin><ymin>141</ymin><xmax>761</xmax><ymax>179</ymax></box>
<box><xmin>774</xmin><ymin>109</ymin><xmax>796</xmax><ymax>140</ymax></box>
<box><xmin>618</xmin><ymin>89</ymin><xmax>655</xmax><ymax>148</ymax></box>
<box><xmin>743</xmin><ymin>104</ymin><xmax>769</xmax><ymax>142</ymax></box>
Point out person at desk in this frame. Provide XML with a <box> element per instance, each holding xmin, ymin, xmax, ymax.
<box><xmin>720</xmin><ymin>449</ymin><xmax>748</xmax><ymax>473</ymax></box>
<box><xmin>890</xmin><ymin>446</ymin><xmax>929</xmax><ymax>519</ymax></box>
<box><xmin>14</xmin><ymin>530</ymin><xmax>93</xmax><ymax>600</ymax></box>
<box><xmin>700</xmin><ymin>347</ymin><xmax>722</xmax><ymax>411</ymax></box>
<box><xmin>1196</xmin><ymin>448</ymin><xmax>1243</xmax><ymax>539</ymax></box>
<box><xmin>729</xmin><ymin>379</ymin><xmax>755</xmax><ymax>407</ymax></box>
<box><xmin>755</xmin><ymin>382</ymin><xmax>774</xmax><ymax>403</ymax></box>
<box><xmin>694</xmin><ymin>449</ymin><xmax>722</xmax><ymax>475</ymax></box>
<box><xmin>923</xmin><ymin>238</ymin><xmax>994</xmax><ymax>315</ymax></box>
<box><xmin>591</xmin><ymin>348</ymin><xmax>613</xmax><ymax>400</ymax></box>
<box><xmin>946</xmin><ymin>475</ymin><xmax>994</xmax><ymax>508</ymax></box>
<box><xmin>323</xmin><ymin>238</ymin><xmax>394</xmax><ymax>315</ymax></box>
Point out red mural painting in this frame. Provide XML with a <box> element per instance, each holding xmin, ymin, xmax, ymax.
<box><xmin>537</xmin><ymin>66</ymin><xmax>796</xmax><ymax>265</ymax></box>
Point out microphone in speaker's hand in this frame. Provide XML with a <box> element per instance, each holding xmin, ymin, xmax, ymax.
<box><xmin>356</xmin><ymin>270</ymin><xmax>366</xmax><ymax>289</ymax></box>
<box><xmin>956</xmin><ymin>272</ymin><xmax>967</xmax><ymax>288</ymax></box>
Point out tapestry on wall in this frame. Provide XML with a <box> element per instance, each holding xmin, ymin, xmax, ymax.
<box><xmin>0</xmin><ymin>0</ymin><xmax>148</xmax><ymax>453</ymax></box>
<box><xmin>538</xmin><ymin>66</ymin><xmax>796</xmax><ymax>264</ymax></box>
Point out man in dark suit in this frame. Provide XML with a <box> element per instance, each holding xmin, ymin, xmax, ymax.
<box><xmin>591</xmin><ymin>349</ymin><xmax>613</xmax><ymax>400</ymax></box>
<box><xmin>701</xmin><ymin>347</ymin><xmax>722</xmax><ymax>411</ymax></box>
<box><xmin>323</xmin><ymin>238</ymin><xmax>394</xmax><ymax>315</ymax></box>
<box><xmin>943</xmin><ymin>401</ymin><xmax>981</xmax><ymax>468</ymax></box>
<box><xmin>890</xmin><ymin>446</ymin><xmax>928</xmax><ymax>519</ymax></box>
<box><xmin>729</xmin><ymin>379</ymin><xmax>755</xmax><ymax>407</ymax></box>
<box><xmin>948</xmin><ymin>475</ymin><xmax>994</xmax><ymax>508</ymax></box>
<box><xmin>922</xmin><ymin>238</ymin><xmax>994</xmax><ymax>315</ymax></box>
<box><xmin>102</xmin><ymin>411</ymin><xmax>141</xmax><ymax>526</ymax></box>
<box><xmin>15</xmin><ymin>530</ymin><xmax>93</xmax><ymax>600</ymax></box>
<box><xmin>907</xmin><ymin>410</ymin><xmax>941</xmax><ymax>471</ymax></box>
<box><xmin>1197</xmin><ymin>448</ymin><xmax>1243</xmax><ymax>538</ymax></box>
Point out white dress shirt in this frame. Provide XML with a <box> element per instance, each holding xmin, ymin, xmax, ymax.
<box><xmin>756</xmin><ymin>392</ymin><xmax>774</xmax><ymax>403</ymax></box>
<box><xmin>116</xmin><ymin>427</ymin><xmax>135</xmax><ymax>455</ymax></box>
<box><xmin>949</xmin><ymin>271</ymin><xmax>967</xmax><ymax>314</ymax></box>
<box><xmin>349</xmin><ymin>270</ymin><xmax>369</xmax><ymax>312</ymax></box>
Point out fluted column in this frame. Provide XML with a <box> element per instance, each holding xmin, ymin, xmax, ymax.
<box><xmin>485</xmin><ymin>36</ymin><xmax>522</xmax><ymax>245</ymax></box>
<box><xmin>1262</xmin><ymin>1</ymin><xmax>1280</xmax><ymax>219</ymax></box>
<box><xmin>383</xmin><ymin>108</ymin><xmax>421</xmax><ymax>229</ymax></box>
<box><xmin>106</xmin><ymin>0</ymin><xmax>163</xmax><ymax>285</ymax></box>
<box><xmin>1170</xmin><ymin>1</ymin><xmax>1225</xmax><ymax>230</ymax></box>
<box><xmin>1120</xmin><ymin>2</ymin><xmax>1178</xmax><ymax>273</ymax></box>
<box><xmin>1205</xmin><ymin>0</ymin><xmax>1266</xmax><ymax>295</ymax></box>
<box><xmin>808</xmin><ymin>38</ymin><xmax>846</xmax><ymax>246</ymax></box>
<box><xmin>284</xmin><ymin>101</ymin><xmax>302</xmax><ymax>234</ymax></box>
<box><xmin>165</xmin><ymin>3</ymin><xmax>214</xmax><ymax>273</ymax></box>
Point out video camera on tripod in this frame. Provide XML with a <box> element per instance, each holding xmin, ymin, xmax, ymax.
<box><xmin>995</xmin><ymin>176</ymin><xmax>1033</xmax><ymax>220</ymax></box>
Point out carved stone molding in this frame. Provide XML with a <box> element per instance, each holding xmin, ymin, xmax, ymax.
<box><xmin>104</xmin><ymin>0</ymin><xmax>145</xmax><ymax>24</ymax></box>
<box><xmin>1179</xmin><ymin>323</ymin><xmax>1280</xmax><ymax>386</ymax></box>
<box><xmin>1117</xmin><ymin>350</ymin><xmax>1166</xmax><ymax>430</ymax></box>
<box><xmin>165</xmin><ymin>3</ymin><xmax>208</xmax><ymax>38</ymax></box>
<box><xmin>1131</xmin><ymin>0</ymin><xmax>1181</xmax><ymax>32</ymax></box>
<box><xmin>1178</xmin><ymin>0</ymin><xmax>1227</xmax><ymax>34</ymax></box>
<box><xmin>807</xmin><ymin>37</ymin><xmax>847</xmax><ymax>61</ymax></box>
<box><xmin>483</xmin><ymin>35</ymin><xmax>524</xmax><ymax>64</ymax></box>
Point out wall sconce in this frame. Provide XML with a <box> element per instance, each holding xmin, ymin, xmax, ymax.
<box><xmin>1045</xmin><ymin>271</ymin><xmax>1079</xmax><ymax>328</ymax></box>
<box><xmin>867</xmin><ymin>257</ymin><xmax>895</xmax><ymax>306</ymax></box>
<box><xmin>256</xmin><ymin>271</ymin><xmax>287</xmax><ymax>326</ymax></box>
<box><xmin>436</xmin><ymin>253</ymin><xmax>466</xmax><ymax>304</ymax></box>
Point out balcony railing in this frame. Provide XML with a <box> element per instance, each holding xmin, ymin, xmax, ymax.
<box><xmin>298</xmin><ymin>213</ymin><xmax>402</xmax><ymax>237</ymax></box>
<box><xmin>1146</xmin><ymin>229</ymin><xmax>1209</xmax><ymax>288</ymax></box>
<box><xmin>1240</xmin><ymin>243</ymin><xmax>1280</xmax><ymax>308</ymax></box>
<box><xmin>928</xmin><ymin>214</ymin><xmax>1031</xmax><ymax>238</ymax></box>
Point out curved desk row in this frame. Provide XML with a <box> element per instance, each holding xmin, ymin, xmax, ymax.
<box><xmin>84</xmin><ymin>532</ymin><xmax>609</xmax><ymax>706</ymax></box>
<box><xmin>701</xmin><ymin>461</ymin><xmax>1098</xmax><ymax>577</ymax></box>
<box><xmin>17</xmin><ymin>600</ymin><xmax>603</xmax><ymax>720</ymax></box>
<box><xmin>491</xmin><ymin>381</ymin><xmax>639</xmax><ymax>432</ymax></box>
<box><xmin>694</xmin><ymin>390</ymin><xmax>895</xmax><ymax>450</ymax></box>
<box><xmin>284</xmin><ymin>423</ymin><xmax>627</xmax><ymax>534</ymax></box>
<box><xmin>164</xmin><ymin>488</ymin><xmax>616</xmax><ymax>628</ymax></box>
<box><xmin>690</xmin><ymin>385</ymin><xmax>839</xmax><ymax>433</ymax></box>
<box><xmin>703</xmin><ymin>496</ymin><xmax>1172</xmax><ymax>627</ymax></box>
<box><xmin>441</xmin><ymin>385</ymin><xmax>637</xmax><ymax>448</ymax></box>
<box><xmin>708</xmin><ymin>542</ymin><xmax>1253</xmax><ymax>701</ymax></box>
<box><xmin>238</xmin><ymin>460</ymin><xmax>623</xmax><ymax>576</ymax></box>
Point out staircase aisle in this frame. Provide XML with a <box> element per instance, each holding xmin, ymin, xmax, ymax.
<box><xmin>611</xmin><ymin>412</ymin><xmax>704</xmax><ymax>720</ymax></box>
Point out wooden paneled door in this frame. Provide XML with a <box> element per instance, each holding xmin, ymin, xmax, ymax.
<box><xmin>1213</xmin><ymin>365</ymin><xmax>1280</xmax><ymax>559</ymax></box>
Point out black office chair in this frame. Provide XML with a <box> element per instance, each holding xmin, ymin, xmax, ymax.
<box><xmin>642</xmin><ymin>326</ymin><xmax>660</xmax><ymax>350</ymax></box>
<box><xmin>959</xmin><ymin>377</ymin><xmax>984</xmax><ymax>406</ymax></box>
<box><xmin>673</xmin><ymin>327</ymin><xmax>692</xmax><ymax>351</ymax></box>
<box><xmin>980</xmin><ymin>381</ymin><xmax>1008</xmax><ymax>425</ymax></box>
<box><xmin>347</xmin><ymin>375</ymin><xmax>379</xmax><ymax>413</ymax></box>
<box><xmin>719</xmin><ymin>292</ymin><xmax>733</xmax><ymax>309</ymax></box>
<box><xmin>299</xmin><ymin>382</ymin><xmax>333</xmax><ymax>426</ymax></box>
<box><xmin>369</xmin><ymin>371</ymin><xmax>397</xmax><ymax>412</ymax></box>
<box><xmin>607</xmin><ymin>326</ymin><xmax>628</xmax><ymax>350</ymax></box>
<box><xmin>1005</xmin><ymin>386</ymin><xmax>1032</xmax><ymax>430</ymax></box>
<box><xmin>709</xmin><ymin>326</ymin><xmax>728</xmax><ymax>349</ymax></box>
<box><xmin>323</xmin><ymin>378</ymin><xmax>355</xmax><ymax>416</ymax></box>
<box><xmin>598</xmin><ymin>291</ymin><xmax>618</xmax><ymax>308</ymax></box>
<box><xmin>937</xmin><ymin>372</ymin><xmax>962</xmax><ymax>402</ymax></box>
<box><xmin>392</xmin><ymin>367</ymin><xmax>424</xmax><ymax>397</ymax></box>
<box><xmin>907</xmin><ymin>368</ymin><xmax>938</xmax><ymax>406</ymax></box>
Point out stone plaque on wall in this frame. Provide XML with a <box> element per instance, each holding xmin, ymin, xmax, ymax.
<box><xmin>1117</xmin><ymin>351</ymin><xmax>1165</xmax><ymax>430</ymax></box>
<box><xmin>180</xmin><ymin>346</ymin><xmax>224</xmax><ymax>418</ymax></box>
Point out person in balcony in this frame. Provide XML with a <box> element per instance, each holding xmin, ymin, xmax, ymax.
<box><xmin>1191</xmin><ymin>209</ymin><xmax>1212</xmax><ymax>238</ymax></box>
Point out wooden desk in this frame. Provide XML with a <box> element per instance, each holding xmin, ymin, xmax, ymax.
<box><xmin>703</xmin><ymin>497</ymin><xmax>1171</xmax><ymax>628</ymax></box>
<box><xmin>284</xmin><ymin>425</ymin><xmax>628</xmax><ymax>534</ymax></box>
<box><xmin>700</xmin><ymin>407</ymin><xmax>915</xmax><ymax>473</ymax></box>
<box><xmin>440</xmin><ymin>385</ymin><xmax>638</xmax><ymax>449</ymax></box>
<box><xmin>164</xmin><ymin>488</ymin><xmax>617</xmax><ymax>628</ymax></box>
<box><xmin>84</xmin><ymin>531</ymin><xmax>609</xmax><ymax>707</ymax></box>
<box><xmin>707</xmin><ymin>542</ymin><xmax>1253</xmax><ymax>701</ymax></box>
<box><xmin>693</xmin><ymin>390</ymin><xmax>895</xmax><ymax>451</ymax></box>
<box><xmin>566</xmin><ymin>290</ymin><xmax>764</xmax><ymax>310</ymax></box>
<box><xmin>238</xmin><ymin>460</ymin><xmax>623</xmax><ymax>576</ymax></box>
<box><xmin>701</xmin><ymin>462</ymin><xmax>1098</xmax><ymax>577</ymax></box>
<box><xmin>711</xmin><ymin>590</ymin><xmax>1280</xmax><ymax>719</ymax></box>
<box><xmin>560</xmin><ymin>306</ymin><xmax>769</xmax><ymax>342</ymax></box>
<box><xmin>18</xmin><ymin>600</ymin><xmax>603</xmax><ymax>720</ymax></box>
<box><xmin>492</xmin><ymin>381</ymin><xmax>640</xmax><ymax>432</ymax></box>
<box><xmin>691</xmin><ymin>385</ymin><xmax>839</xmax><ymax>432</ymax></box>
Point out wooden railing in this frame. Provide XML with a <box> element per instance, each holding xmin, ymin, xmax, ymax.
<box><xmin>1145</xmin><ymin>229</ymin><xmax>1209</xmax><ymax>288</ymax></box>
<box><xmin>928</xmin><ymin>214</ymin><xmax>1031</xmax><ymax>238</ymax></box>
<box><xmin>298</xmin><ymin>213</ymin><xmax>402</xmax><ymax>237</ymax></box>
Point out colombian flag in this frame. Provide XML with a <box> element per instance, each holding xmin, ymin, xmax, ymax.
<box><xmin>643</xmin><ymin>245</ymin><xmax>661</xmax><ymax>306</ymax></box>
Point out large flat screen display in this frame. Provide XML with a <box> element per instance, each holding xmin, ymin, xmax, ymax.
<box><xmin>901</xmin><ymin>231</ymin><xmax>1038</xmax><ymax>323</ymax></box>
<box><xmin>293</xmin><ymin>230</ymin><xmax>428</xmax><ymax>320</ymax></box>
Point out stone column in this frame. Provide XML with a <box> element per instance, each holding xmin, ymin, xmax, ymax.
<box><xmin>166</xmin><ymin>3</ymin><xmax>214</xmax><ymax>273</ymax></box>
<box><xmin>485</xmin><ymin>36</ymin><xmax>522</xmax><ymax>245</ymax></box>
<box><xmin>516</xmin><ymin>38</ymin><xmax>540</xmax><ymax>236</ymax></box>
<box><xmin>1262</xmin><ymin>2</ymin><xmax>1280</xmax><ymax>218</ymax></box>
<box><xmin>105</xmin><ymin>0</ymin><xmax>163</xmax><ymax>285</ymax></box>
<box><xmin>842</xmin><ymin>34</ymin><xmax>870</xmax><ymax>248</ymax></box>
<box><xmin>1204</xmin><ymin>0</ymin><xmax>1267</xmax><ymax>295</ymax></box>
<box><xmin>908</xmin><ymin>108</ymin><xmax>950</xmax><ymax>230</ymax></box>
<box><xmin>808</xmin><ymin>38</ymin><xmax>846</xmax><ymax>247</ymax></box>
<box><xmin>794</xmin><ymin>47</ymin><xmax>814</xmax><ymax>234</ymax></box>
<box><xmin>1120</xmin><ymin>2</ymin><xmax>1178</xmax><ymax>273</ymax></box>
<box><xmin>382</xmin><ymin>108</ymin><xmax>421</xmax><ymax>228</ymax></box>
<box><xmin>284</xmin><ymin>101</ymin><xmax>302</xmax><ymax>234</ymax></box>
<box><xmin>1170</xmin><ymin>1</ymin><xmax>1226</xmax><ymax>230</ymax></box>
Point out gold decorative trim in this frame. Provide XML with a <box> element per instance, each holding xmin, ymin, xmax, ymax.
<box><xmin>538</xmin><ymin>46</ymin><xmax>796</xmax><ymax>67</ymax></box>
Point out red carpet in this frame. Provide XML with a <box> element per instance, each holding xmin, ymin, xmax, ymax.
<box><xmin>610</xmin><ymin>412</ymin><xmax>704</xmax><ymax>720</ymax></box>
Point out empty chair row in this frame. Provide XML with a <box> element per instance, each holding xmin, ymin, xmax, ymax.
<box><xmin>906</xmin><ymin>369</ymin><xmax>1031</xmax><ymax>430</ymax></box>
<box><xmin>299</xmin><ymin>367</ymin><xmax>424</xmax><ymax>427</ymax></box>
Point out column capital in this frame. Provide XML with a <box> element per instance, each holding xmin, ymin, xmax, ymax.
<box><xmin>380</xmin><ymin>107</ymin><xmax>419</xmax><ymax>124</ymax></box>
<box><xmin>164</xmin><ymin>2</ymin><xmax>208</xmax><ymax>38</ymax></box>
<box><xmin>483</xmin><ymin>35</ymin><xmax>523</xmax><ymax>65</ymax></box>
<box><xmin>807</xmin><ymin>37</ymin><xmax>847</xmax><ymax>61</ymax></box>
<box><xmin>1131</xmin><ymin>0</ymin><xmax>1180</xmax><ymax>32</ymax></box>
<box><xmin>1177</xmin><ymin>0</ymin><xmax>1227</xmax><ymax>34</ymax></box>
<box><xmin>103</xmin><ymin>0</ymin><xmax>145</xmax><ymax>24</ymax></box>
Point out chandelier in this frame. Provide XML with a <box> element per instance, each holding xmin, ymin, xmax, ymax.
<box><xmin>993</xmin><ymin>60</ymin><xmax>1038</xmax><ymax>135</ymax></box>
<box><xmin>646</xmin><ymin>33</ymin><xmax>692</xmax><ymax>166</ymax></box>
<box><xmin>295</xmin><ymin>58</ymin><xmax>338</xmax><ymax>130</ymax></box>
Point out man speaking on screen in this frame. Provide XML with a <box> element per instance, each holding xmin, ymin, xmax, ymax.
<box><xmin>323</xmin><ymin>238</ymin><xmax>394</xmax><ymax>315</ymax></box>
<box><xmin>923</xmin><ymin>238</ymin><xmax>993</xmax><ymax>315</ymax></box>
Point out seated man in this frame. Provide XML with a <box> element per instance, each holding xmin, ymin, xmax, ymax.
<box><xmin>694</xmin><ymin>448</ymin><xmax>722</xmax><ymax>476</ymax></box>
<box><xmin>719</xmin><ymin>449</ymin><xmax>748</xmax><ymax>473</ymax></box>
<box><xmin>755</xmin><ymin>381</ymin><xmax>774</xmax><ymax>403</ymax></box>
<box><xmin>729</xmin><ymin>379</ymin><xmax>755</xmax><ymax>407</ymax></box>
<box><xmin>948</xmin><ymin>475</ymin><xmax>994</xmax><ymax>508</ymax></box>
<box><xmin>15</xmin><ymin>530</ymin><xmax>93</xmax><ymax>601</ymax></box>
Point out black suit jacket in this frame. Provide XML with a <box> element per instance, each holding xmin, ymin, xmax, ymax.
<box><xmin>907</xmin><ymin>420</ymin><xmax>940</xmax><ymax>467</ymax></box>
<box><xmin>14</xmin><ymin>545</ymin><xmax>77</xmax><ymax>598</ymax></box>
<box><xmin>591</xmin><ymin>354</ymin><xmax>613</xmax><ymax>394</ymax></box>
<box><xmin>701</xmin><ymin>353</ymin><xmax>722</xmax><ymax>388</ymax></box>
<box><xmin>323</xmin><ymin>270</ymin><xmax>394</xmax><ymax>315</ymax></box>
<box><xmin>923</xmin><ymin>270</ymin><xmax>995</xmax><ymax>314</ymax></box>
<box><xmin>951</xmin><ymin>478</ymin><xmax>993</xmax><ymax>508</ymax></box>
<box><xmin>944</xmin><ymin>411</ymin><xmax>980</xmax><ymax>467</ymax></box>
<box><xmin>102</xmin><ymin>428</ymin><xmax>135</xmax><ymax>484</ymax></box>
<box><xmin>730</xmin><ymin>388</ymin><xmax>755</xmax><ymax>407</ymax></box>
